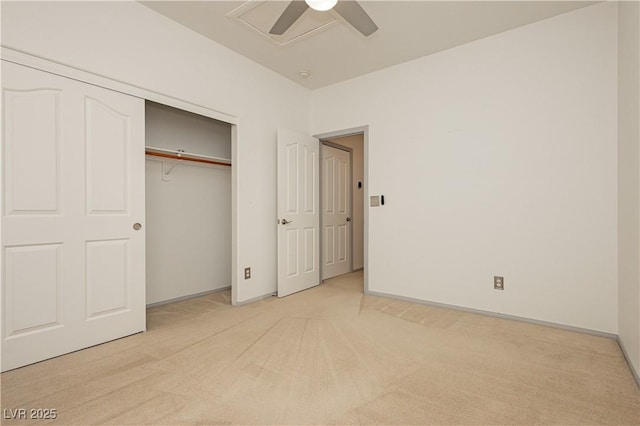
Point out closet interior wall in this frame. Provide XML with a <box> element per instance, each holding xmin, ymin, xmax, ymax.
<box><xmin>145</xmin><ymin>101</ymin><xmax>231</xmax><ymax>305</ymax></box>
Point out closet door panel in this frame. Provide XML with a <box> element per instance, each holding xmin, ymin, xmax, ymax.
<box><xmin>86</xmin><ymin>239</ymin><xmax>129</xmax><ymax>319</ymax></box>
<box><xmin>85</xmin><ymin>97</ymin><xmax>129</xmax><ymax>215</ymax></box>
<box><xmin>4</xmin><ymin>89</ymin><xmax>60</xmax><ymax>215</ymax></box>
<box><xmin>80</xmin><ymin>79</ymin><xmax>145</xmax><ymax>344</ymax></box>
<box><xmin>4</xmin><ymin>243</ymin><xmax>62</xmax><ymax>336</ymax></box>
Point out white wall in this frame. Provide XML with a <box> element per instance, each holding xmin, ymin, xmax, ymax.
<box><xmin>312</xmin><ymin>3</ymin><xmax>619</xmax><ymax>333</ymax></box>
<box><xmin>618</xmin><ymin>0</ymin><xmax>640</xmax><ymax>379</ymax></box>
<box><xmin>1</xmin><ymin>1</ymin><xmax>311</xmax><ymax>304</ymax></box>
<box><xmin>327</xmin><ymin>135</ymin><xmax>364</xmax><ymax>270</ymax></box>
<box><xmin>145</xmin><ymin>102</ymin><xmax>231</xmax><ymax>305</ymax></box>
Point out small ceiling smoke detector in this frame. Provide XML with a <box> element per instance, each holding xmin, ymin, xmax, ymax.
<box><xmin>298</xmin><ymin>70</ymin><xmax>311</xmax><ymax>79</ymax></box>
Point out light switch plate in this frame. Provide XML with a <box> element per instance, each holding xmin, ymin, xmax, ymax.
<box><xmin>370</xmin><ymin>196</ymin><xmax>380</xmax><ymax>207</ymax></box>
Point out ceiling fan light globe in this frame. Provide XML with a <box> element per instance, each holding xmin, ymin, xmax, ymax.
<box><xmin>305</xmin><ymin>0</ymin><xmax>338</xmax><ymax>12</ymax></box>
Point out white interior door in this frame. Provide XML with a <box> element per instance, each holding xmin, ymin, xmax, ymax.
<box><xmin>277</xmin><ymin>129</ymin><xmax>319</xmax><ymax>297</ymax></box>
<box><xmin>322</xmin><ymin>144</ymin><xmax>351</xmax><ymax>279</ymax></box>
<box><xmin>1</xmin><ymin>61</ymin><xmax>146</xmax><ymax>371</ymax></box>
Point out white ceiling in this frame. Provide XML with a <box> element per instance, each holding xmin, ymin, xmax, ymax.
<box><xmin>141</xmin><ymin>1</ymin><xmax>597</xmax><ymax>90</ymax></box>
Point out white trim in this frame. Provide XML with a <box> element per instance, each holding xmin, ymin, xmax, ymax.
<box><xmin>366</xmin><ymin>289</ymin><xmax>619</xmax><ymax>340</ymax></box>
<box><xmin>618</xmin><ymin>337</ymin><xmax>640</xmax><ymax>389</ymax></box>
<box><xmin>235</xmin><ymin>292</ymin><xmax>275</xmax><ymax>306</ymax></box>
<box><xmin>146</xmin><ymin>286</ymin><xmax>231</xmax><ymax>308</ymax></box>
<box><xmin>1</xmin><ymin>47</ymin><xmax>238</xmax><ymax>125</ymax></box>
<box><xmin>231</xmin><ymin>125</ymin><xmax>240</xmax><ymax>306</ymax></box>
<box><xmin>369</xmin><ymin>288</ymin><xmax>640</xmax><ymax>387</ymax></box>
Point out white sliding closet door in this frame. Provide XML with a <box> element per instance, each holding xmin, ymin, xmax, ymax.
<box><xmin>2</xmin><ymin>61</ymin><xmax>146</xmax><ymax>371</ymax></box>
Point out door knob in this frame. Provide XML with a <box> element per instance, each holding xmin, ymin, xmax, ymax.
<box><xmin>346</xmin><ymin>217</ymin><xmax>351</xmax><ymax>222</ymax></box>
<box><xmin>281</xmin><ymin>219</ymin><xmax>292</xmax><ymax>225</ymax></box>
<box><xmin>133</xmin><ymin>223</ymin><xmax>142</xmax><ymax>231</ymax></box>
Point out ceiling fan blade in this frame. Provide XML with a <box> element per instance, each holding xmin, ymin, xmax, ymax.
<box><xmin>334</xmin><ymin>0</ymin><xmax>378</xmax><ymax>37</ymax></box>
<box><xmin>269</xmin><ymin>1</ymin><xmax>310</xmax><ymax>35</ymax></box>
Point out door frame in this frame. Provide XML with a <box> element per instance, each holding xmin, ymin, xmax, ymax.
<box><xmin>314</xmin><ymin>126</ymin><xmax>369</xmax><ymax>293</ymax></box>
<box><xmin>320</xmin><ymin>141</ymin><xmax>354</xmax><ymax>279</ymax></box>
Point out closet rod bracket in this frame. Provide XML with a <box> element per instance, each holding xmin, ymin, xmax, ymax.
<box><xmin>161</xmin><ymin>149</ymin><xmax>184</xmax><ymax>181</ymax></box>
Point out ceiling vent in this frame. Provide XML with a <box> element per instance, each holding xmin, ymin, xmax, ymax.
<box><xmin>227</xmin><ymin>1</ymin><xmax>337</xmax><ymax>46</ymax></box>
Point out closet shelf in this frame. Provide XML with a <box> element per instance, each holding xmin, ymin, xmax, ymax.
<box><xmin>145</xmin><ymin>146</ymin><xmax>231</xmax><ymax>167</ymax></box>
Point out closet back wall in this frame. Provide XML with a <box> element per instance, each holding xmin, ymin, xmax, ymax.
<box><xmin>145</xmin><ymin>102</ymin><xmax>231</xmax><ymax>305</ymax></box>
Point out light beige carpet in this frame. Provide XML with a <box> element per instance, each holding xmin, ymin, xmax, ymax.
<box><xmin>1</xmin><ymin>271</ymin><xmax>639</xmax><ymax>425</ymax></box>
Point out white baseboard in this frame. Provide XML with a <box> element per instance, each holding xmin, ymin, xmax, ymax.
<box><xmin>364</xmin><ymin>289</ymin><xmax>618</xmax><ymax>339</ymax></box>
<box><xmin>365</xmin><ymin>289</ymin><xmax>640</xmax><ymax>387</ymax></box>
<box><xmin>146</xmin><ymin>286</ymin><xmax>231</xmax><ymax>308</ymax></box>
<box><xmin>234</xmin><ymin>292</ymin><xmax>276</xmax><ymax>306</ymax></box>
<box><xmin>617</xmin><ymin>337</ymin><xmax>640</xmax><ymax>389</ymax></box>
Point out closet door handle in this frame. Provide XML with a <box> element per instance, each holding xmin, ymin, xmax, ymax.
<box><xmin>133</xmin><ymin>223</ymin><xmax>142</xmax><ymax>231</ymax></box>
<box><xmin>281</xmin><ymin>219</ymin><xmax>292</xmax><ymax>225</ymax></box>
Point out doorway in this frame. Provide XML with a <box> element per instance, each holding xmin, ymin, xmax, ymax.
<box><xmin>144</xmin><ymin>101</ymin><xmax>232</xmax><ymax>306</ymax></box>
<box><xmin>320</xmin><ymin>133</ymin><xmax>365</xmax><ymax>282</ymax></box>
<box><xmin>275</xmin><ymin>127</ymin><xmax>368</xmax><ymax>297</ymax></box>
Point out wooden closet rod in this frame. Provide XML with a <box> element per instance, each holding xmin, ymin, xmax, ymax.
<box><xmin>145</xmin><ymin>150</ymin><xmax>231</xmax><ymax>167</ymax></box>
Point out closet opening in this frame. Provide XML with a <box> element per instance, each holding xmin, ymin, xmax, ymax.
<box><xmin>144</xmin><ymin>101</ymin><xmax>232</xmax><ymax>306</ymax></box>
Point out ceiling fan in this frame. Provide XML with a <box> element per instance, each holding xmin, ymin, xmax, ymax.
<box><xmin>269</xmin><ymin>0</ymin><xmax>378</xmax><ymax>37</ymax></box>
